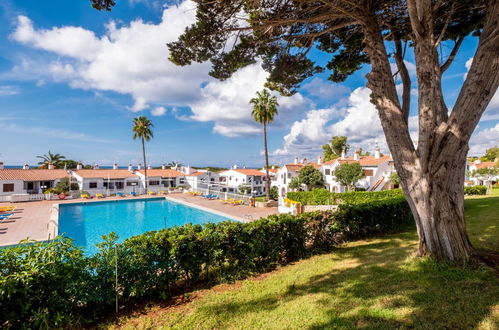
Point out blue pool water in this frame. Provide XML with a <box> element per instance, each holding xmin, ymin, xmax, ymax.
<box><xmin>59</xmin><ymin>198</ymin><xmax>233</xmax><ymax>255</ymax></box>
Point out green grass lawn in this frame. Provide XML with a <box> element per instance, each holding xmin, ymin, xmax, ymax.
<box><xmin>108</xmin><ymin>193</ymin><xmax>499</xmax><ymax>330</ymax></box>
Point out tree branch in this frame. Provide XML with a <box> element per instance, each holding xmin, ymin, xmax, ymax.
<box><xmin>440</xmin><ymin>37</ymin><xmax>464</xmax><ymax>73</ymax></box>
<box><xmin>393</xmin><ymin>32</ymin><xmax>412</xmax><ymax>123</ymax></box>
<box><xmin>448</xmin><ymin>0</ymin><xmax>499</xmax><ymax>143</ymax></box>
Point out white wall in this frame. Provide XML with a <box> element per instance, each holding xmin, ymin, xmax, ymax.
<box><xmin>0</xmin><ymin>180</ymin><xmax>24</xmax><ymax>196</ymax></box>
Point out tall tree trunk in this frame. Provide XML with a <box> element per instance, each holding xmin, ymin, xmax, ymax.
<box><xmin>360</xmin><ymin>1</ymin><xmax>498</xmax><ymax>263</ymax></box>
<box><xmin>263</xmin><ymin>122</ymin><xmax>271</xmax><ymax>200</ymax></box>
<box><xmin>142</xmin><ymin>138</ymin><xmax>148</xmax><ymax>192</ymax></box>
<box><xmin>401</xmin><ymin>148</ymin><xmax>474</xmax><ymax>262</ymax></box>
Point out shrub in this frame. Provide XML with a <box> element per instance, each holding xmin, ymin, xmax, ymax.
<box><xmin>0</xmin><ymin>198</ymin><xmax>412</xmax><ymax>328</ymax></box>
<box><xmin>464</xmin><ymin>185</ymin><xmax>487</xmax><ymax>195</ymax></box>
<box><xmin>287</xmin><ymin>189</ymin><xmax>404</xmax><ymax>205</ymax></box>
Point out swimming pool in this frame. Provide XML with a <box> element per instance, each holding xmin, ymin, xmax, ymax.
<box><xmin>58</xmin><ymin>198</ymin><xmax>234</xmax><ymax>254</ymax></box>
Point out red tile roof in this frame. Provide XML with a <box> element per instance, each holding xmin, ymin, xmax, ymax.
<box><xmin>186</xmin><ymin>172</ymin><xmax>206</xmax><ymax>177</ymax></box>
<box><xmin>284</xmin><ymin>164</ymin><xmax>304</xmax><ymax>171</ymax></box>
<box><xmin>470</xmin><ymin>162</ymin><xmax>496</xmax><ymax>169</ymax></box>
<box><xmin>0</xmin><ymin>169</ymin><xmax>69</xmax><ymax>181</ymax></box>
<box><xmin>74</xmin><ymin>169</ymin><xmax>138</xmax><ymax>179</ymax></box>
<box><xmin>324</xmin><ymin>155</ymin><xmax>392</xmax><ymax>167</ymax></box>
<box><xmin>137</xmin><ymin>169</ymin><xmax>185</xmax><ymax>177</ymax></box>
<box><xmin>233</xmin><ymin>169</ymin><xmax>264</xmax><ymax>176</ymax></box>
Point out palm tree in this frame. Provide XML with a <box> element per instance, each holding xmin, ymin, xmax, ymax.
<box><xmin>250</xmin><ymin>89</ymin><xmax>279</xmax><ymax>200</ymax></box>
<box><xmin>37</xmin><ymin>151</ymin><xmax>66</xmax><ymax>168</ymax></box>
<box><xmin>132</xmin><ymin>116</ymin><xmax>154</xmax><ymax>192</ymax></box>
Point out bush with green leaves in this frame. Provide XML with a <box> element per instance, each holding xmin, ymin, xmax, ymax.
<box><xmin>464</xmin><ymin>185</ymin><xmax>487</xmax><ymax>195</ymax></box>
<box><xmin>0</xmin><ymin>197</ymin><xmax>412</xmax><ymax>328</ymax></box>
<box><xmin>287</xmin><ymin>188</ymin><xmax>404</xmax><ymax>206</ymax></box>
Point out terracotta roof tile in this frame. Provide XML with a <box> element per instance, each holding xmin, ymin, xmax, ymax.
<box><xmin>233</xmin><ymin>169</ymin><xmax>264</xmax><ymax>176</ymax></box>
<box><xmin>74</xmin><ymin>169</ymin><xmax>138</xmax><ymax>179</ymax></box>
<box><xmin>326</xmin><ymin>155</ymin><xmax>392</xmax><ymax>167</ymax></box>
<box><xmin>137</xmin><ymin>169</ymin><xmax>185</xmax><ymax>177</ymax></box>
<box><xmin>0</xmin><ymin>169</ymin><xmax>69</xmax><ymax>181</ymax></box>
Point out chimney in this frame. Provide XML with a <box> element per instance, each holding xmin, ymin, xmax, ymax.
<box><xmin>137</xmin><ymin>163</ymin><xmax>142</xmax><ymax>170</ymax></box>
<box><xmin>161</xmin><ymin>163</ymin><xmax>166</xmax><ymax>170</ymax></box>
<box><xmin>232</xmin><ymin>164</ymin><xmax>238</xmax><ymax>170</ymax></box>
<box><xmin>113</xmin><ymin>163</ymin><xmax>118</xmax><ymax>170</ymax></box>
<box><xmin>23</xmin><ymin>163</ymin><xmax>29</xmax><ymax>170</ymax></box>
<box><xmin>77</xmin><ymin>163</ymin><xmax>82</xmax><ymax>170</ymax></box>
<box><xmin>147</xmin><ymin>163</ymin><xmax>152</xmax><ymax>170</ymax></box>
<box><xmin>272</xmin><ymin>165</ymin><xmax>275</xmax><ymax>169</ymax></box>
<box><xmin>374</xmin><ymin>147</ymin><xmax>381</xmax><ymax>159</ymax></box>
<box><xmin>128</xmin><ymin>163</ymin><xmax>133</xmax><ymax>171</ymax></box>
<box><xmin>93</xmin><ymin>163</ymin><xmax>99</xmax><ymax>170</ymax></box>
<box><xmin>341</xmin><ymin>149</ymin><xmax>346</xmax><ymax>160</ymax></box>
<box><xmin>302</xmin><ymin>158</ymin><xmax>307</xmax><ymax>164</ymax></box>
<box><xmin>48</xmin><ymin>162</ymin><xmax>54</xmax><ymax>170</ymax></box>
<box><xmin>0</xmin><ymin>161</ymin><xmax>4</xmax><ymax>170</ymax></box>
<box><xmin>294</xmin><ymin>157</ymin><xmax>299</xmax><ymax>164</ymax></box>
<box><xmin>353</xmin><ymin>150</ymin><xmax>360</xmax><ymax>161</ymax></box>
<box><xmin>317</xmin><ymin>156</ymin><xmax>322</xmax><ymax>165</ymax></box>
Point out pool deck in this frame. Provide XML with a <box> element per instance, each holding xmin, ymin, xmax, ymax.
<box><xmin>0</xmin><ymin>193</ymin><xmax>278</xmax><ymax>247</ymax></box>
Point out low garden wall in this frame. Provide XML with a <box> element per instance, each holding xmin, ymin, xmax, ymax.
<box><xmin>303</xmin><ymin>205</ymin><xmax>338</xmax><ymax>212</ymax></box>
<box><xmin>0</xmin><ymin>196</ymin><xmax>412</xmax><ymax>328</ymax></box>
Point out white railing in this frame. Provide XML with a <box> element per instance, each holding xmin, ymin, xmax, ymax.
<box><xmin>29</xmin><ymin>194</ymin><xmax>46</xmax><ymax>201</ymax></box>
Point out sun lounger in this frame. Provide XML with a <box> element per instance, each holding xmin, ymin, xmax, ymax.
<box><xmin>0</xmin><ymin>213</ymin><xmax>14</xmax><ymax>222</ymax></box>
<box><xmin>207</xmin><ymin>195</ymin><xmax>218</xmax><ymax>200</ymax></box>
<box><xmin>148</xmin><ymin>191</ymin><xmax>157</xmax><ymax>195</ymax></box>
<box><xmin>130</xmin><ymin>192</ymin><xmax>137</xmax><ymax>197</ymax></box>
<box><xmin>159</xmin><ymin>190</ymin><xmax>167</xmax><ymax>195</ymax></box>
<box><xmin>0</xmin><ymin>206</ymin><xmax>16</xmax><ymax>212</ymax></box>
<box><xmin>221</xmin><ymin>198</ymin><xmax>234</xmax><ymax>204</ymax></box>
<box><xmin>117</xmin><ymin>192</ymin><xmax>125</xmax><ymax>197</ymax></box>
<box><xmin>230</xmin><ymin>200</ymin><xmax>243</xmax><ymax>206</ymax></box>
<box><xmin>81</xmin><ymin>194</ymin><xmax>90</xmax><ymax>199</ymax></box>
<box><xmin>96</xmin><ymin>193</ymin><xmax>105</xmax><ymax>198</ymax></box>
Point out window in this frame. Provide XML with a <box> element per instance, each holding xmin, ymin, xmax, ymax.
<box><xmin>363</xmin><ymin>169</ymin><xmax>374</xmax><ymax>177</ymax></box>
<box><xmin>325</xmin><ymin>169</ymin><xmax>330</xmax><ymax>175</ymax></box>
<box><xmin>89</xmin><ymin>182</ymin><xmax>97</xmax><ymax>189</ymax></box>
<box><xmin>126</xmin><ymin>181</ymin><xmax>138</xmax><ymax>186</ymax></box>
<box><xmin>27</xmin><ymin>182</ymin><xmax>34</xmax><ymax>190</ymax></box>
<box><xmin>149</xmin><ymin>180</ymin><xmax>160</xmax><ymax>186</ymax></box>
<box><xmin>3</xmin><ymin>184</ymin><xmax>14</xmax><ymax>192</ymax></box>
<box><xmin>179</xmin><ymin>179</ymin><xmax>185</xmax><ymax>184</ymax></box>
<box><xmin>210</xmin><ymin>178</ymin><xmax>215</xmax><ymax>182</ymax></box>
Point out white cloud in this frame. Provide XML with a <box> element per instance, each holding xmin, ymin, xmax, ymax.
<box><xmin>11</xmin><ymin>1</ymin><xmax>211</xmax><ymax>110</ymax></box>
<box><xmin>189</xmin><ymin>62</ymin><xmax>309</xmax><ymax>136</ymax></box>
<box><xmin>151</xmin><ymin>106</ymin><xmax>166</xmax><ymax>116</ymax></box>
<box><xmin>302</xmin><ymin>77</ymin><xmax>350</xmax><ymax>100</ymax></box>
<box><xmin>272</xmin><ymin>87</ymin><xmax>420</xmax><ymax>160</ymax></box>
<box><xmin>469</xmin><ymin>123</ymin><xmax>499</xmax><ymax>155</ymax></box>
<box><xmin>0</xmin><ymin>85</ymin><xmax>20</xmax><ymax>96</ymax></box>
<box><xmin>9</xmin><ymin>1</ymin><xmax>308</xmax><ymax>137</ymax></box>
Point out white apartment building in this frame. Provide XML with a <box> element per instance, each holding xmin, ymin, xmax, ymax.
<box><xmin>72</xmin><ymin>166</ymin><xmax>141</xmax><ymax>195</ymax></box>
<box><xmin>0</xmin><ymin>163</ymin><xmax>69</xmax><ymax>196</ymax></box>
<box><xmin>219</xmin><ymin>167</ymin><xmax>266</xmax><ymax>195</ymax></box>
<box><xmin>321</xmin><ymin>148</ymin><xmax>395</xmax><ymax>193</ymax></box>
<box><xmin>272</xmin><ymin>157</ymin><xmax>322</xmax><ymax>197</ymax></box>
<box><xmin>467</xmin><ymin>159</ymin><xmax>498</xmax><ymax>186</ymax></box>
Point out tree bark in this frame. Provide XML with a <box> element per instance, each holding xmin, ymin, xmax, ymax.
<box><xmin>263</xmin><ymin>122</ymin><xmax>271</xmax><ymax>200</ymax></box>
<box><xmin>142</xmin><ymin>138</ymin><xmax>148</xmax><ymax>192</ymax></box>
<box><xmin>360</xmin><ymin>1</ymin><xmax>499</xmax><ymax>263</ymax></box>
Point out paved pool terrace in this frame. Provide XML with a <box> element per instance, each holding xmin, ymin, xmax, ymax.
<box><xmin>0</xmin><ymin>194</ymin><xmax>278</xmax><ymax>247</ymax></box>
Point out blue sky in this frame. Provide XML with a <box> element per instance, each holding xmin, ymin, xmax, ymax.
<box><xmin>0</xmin><ymin>0</ymin><xmax>497</xmax><ymax>167</ymax></box>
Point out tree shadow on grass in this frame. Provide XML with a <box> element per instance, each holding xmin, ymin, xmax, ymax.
<box><xmin>192</xmin><ymin>236</ymin><xmax>498</xmax><ymax>329</ymax></box>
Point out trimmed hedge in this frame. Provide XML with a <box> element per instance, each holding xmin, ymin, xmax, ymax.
<box><xmin>464</xmin><ymin>185</ymin><xmax>487</xmax><ymax>195</ymax></box>
<box><xmin>287</xmin><ymin>188</ymin><xmax>404</xmax><ymax>205</ymax></box>
<box><xmin>0</xmin><ymin>198</ymin><xmax>412</xmax><ymax>328</ymax></box>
